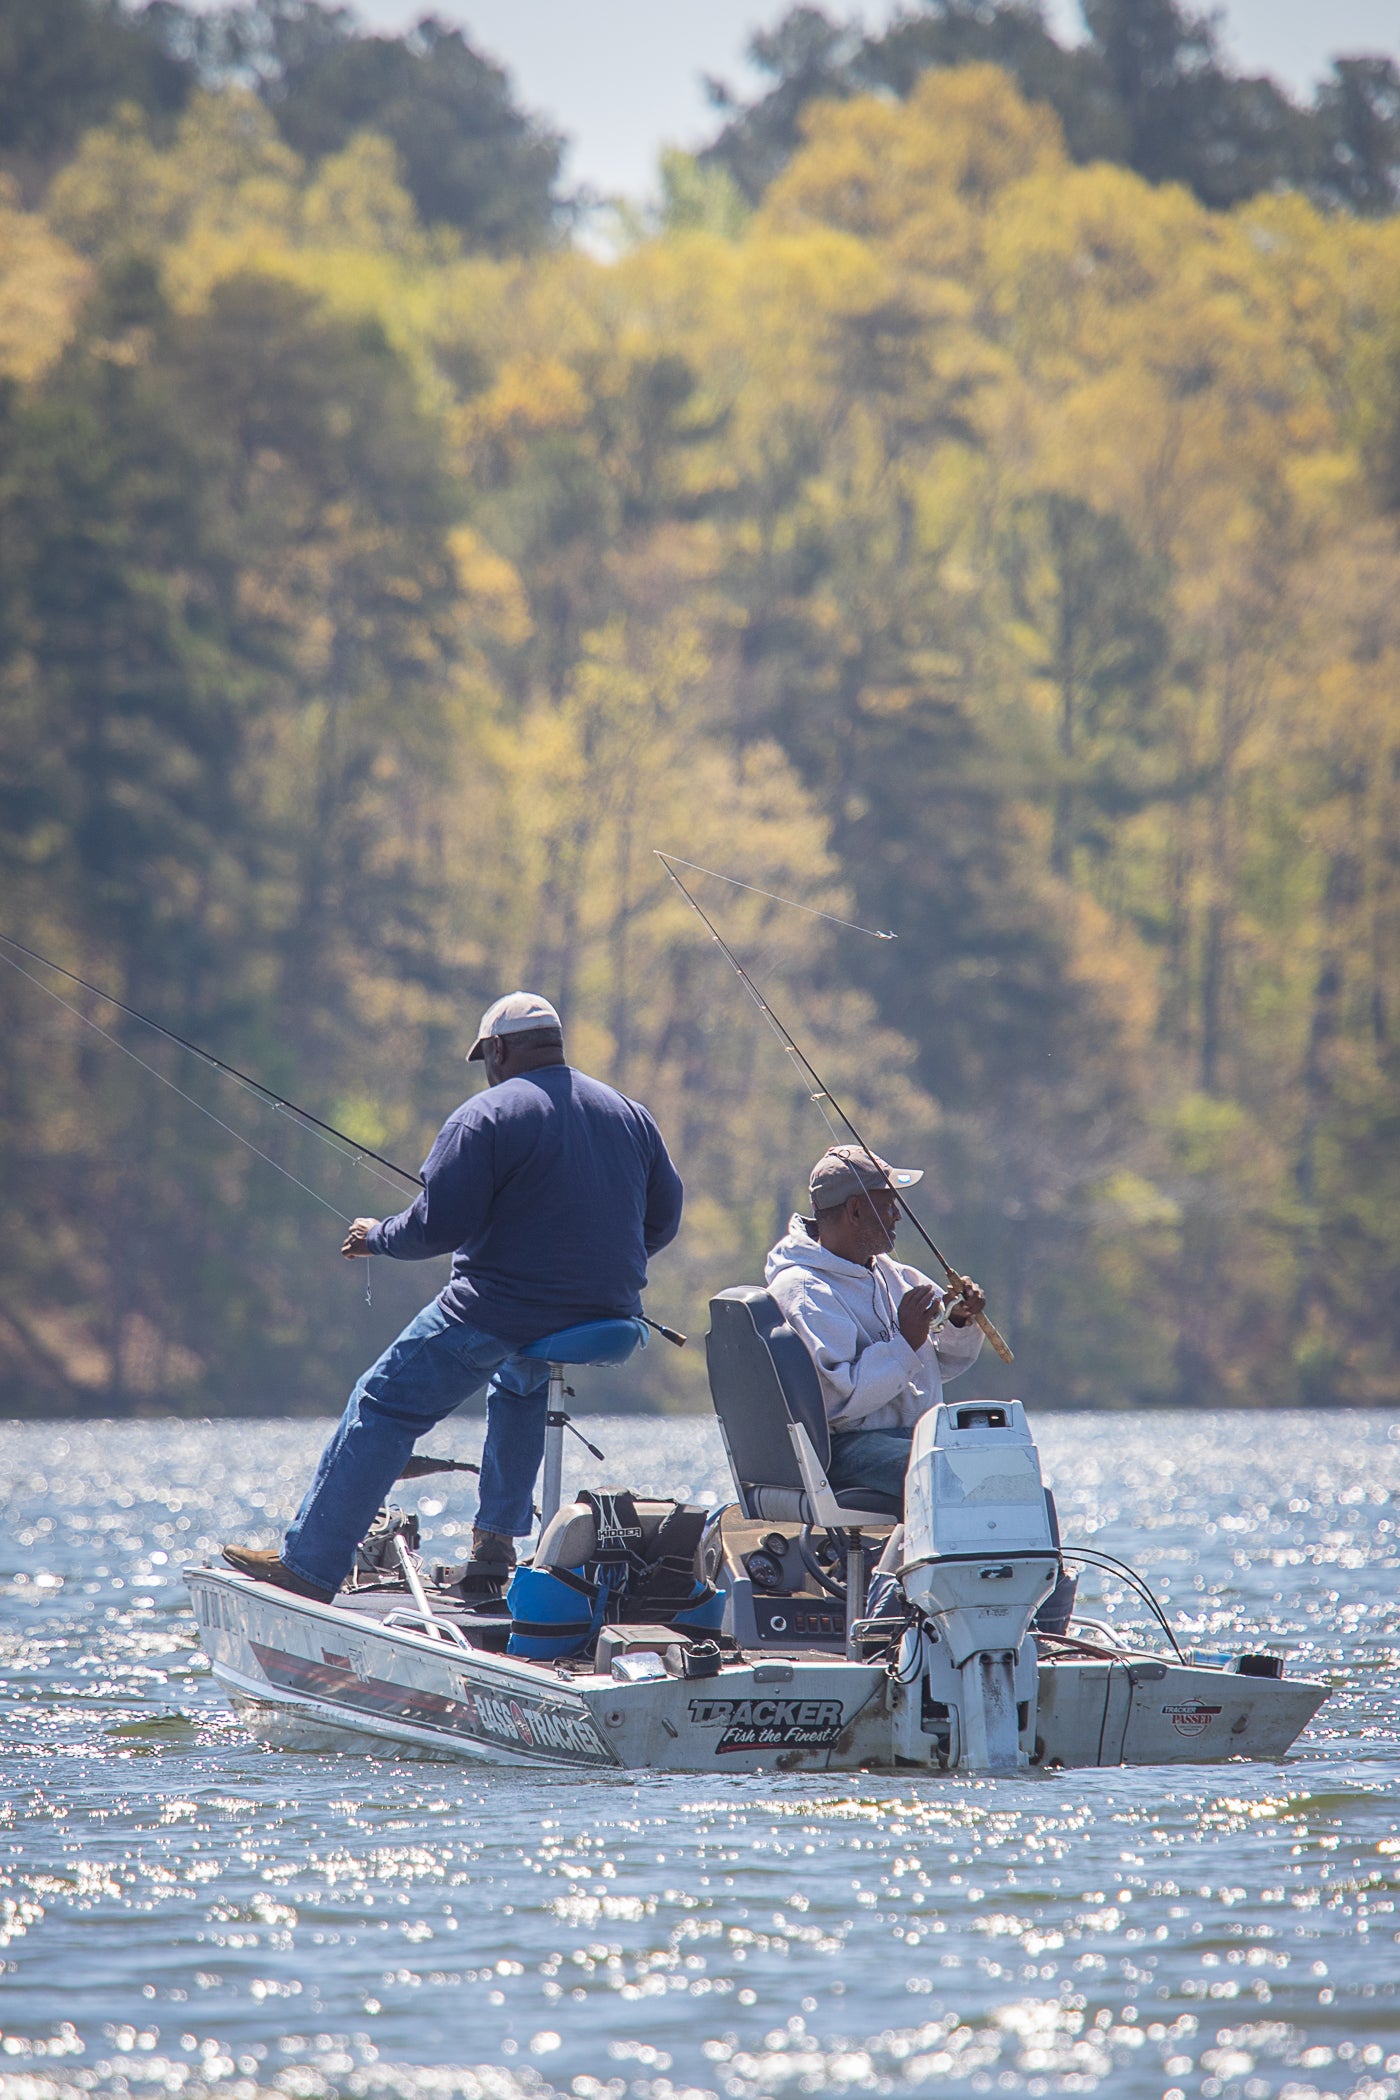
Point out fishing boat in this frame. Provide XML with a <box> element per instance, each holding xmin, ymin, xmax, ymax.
<box><xmin>185</xmin><ymin>1290</ymin><xmax>1329</xmax><ymax>1774</ymax></box>
<box><xmin>4</xmin><ymin>885</ymin><xmax>1332</xmax><ymax>1774</ymax></box>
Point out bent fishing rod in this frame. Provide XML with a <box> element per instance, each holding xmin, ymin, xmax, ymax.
<box><xmin>0</xmin><ymin>929</ymin><xmax>687</xmax><ymax>1347</ymax></box>
<box><xmin>654</xmin><ymin>852</ymin><xmax>1014</xmax><ymax>1364</ymax></box>
<box><xmin>0</xmin><ymin>929</ymin><xmax>423</xmax><ymax>1192</ymax></box>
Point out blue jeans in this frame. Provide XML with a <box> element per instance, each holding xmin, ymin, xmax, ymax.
<box><xmin>282</xmin><ymin>1302</ymin><xmax>550</xmax><ymax>1593</ymax></box>
<box><xmin>827</xmin><ymin>1426</ymin><xmax>914</xmax><ymax>1507</ymax></box>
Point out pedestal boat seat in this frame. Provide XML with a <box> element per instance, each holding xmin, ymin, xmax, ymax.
<box><xmin>704</xmin><ymin>1286</ymin><xmax>898</xmax><ymax>1530</ymax></box>
<box><xmin>514</xmin><ymin>1317</ymin><xmax>648</xmax><ymax>1529</ymax></box>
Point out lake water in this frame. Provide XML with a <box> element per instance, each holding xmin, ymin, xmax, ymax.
<box><xmin>1</xmin><ymin>1410</ymin><xmax>1398</xmax><ymax>2100</ymax></box>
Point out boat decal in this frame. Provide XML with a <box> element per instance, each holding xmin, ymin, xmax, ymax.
<box><xmin>687</xmin><ymin>1696</ymin><xmax>845</xmax><ymax>1754</ymax></box>
<box><xmin>247</xmin><ymin>1641</ymin><xmax>614</xmax><ymax>1764</ymax></box>
<box><xmin>1162</xmin><ymin>1700</ymin><xmax>1223</xmax><ymax>1737</ymax></box>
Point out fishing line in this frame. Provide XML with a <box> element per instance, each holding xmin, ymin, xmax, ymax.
<box><xmin>656</xmin><ymin>854</ymin><xmax>896</xmax><ymax>940</ymax></box>
<box><xmin>0</xmin><ymin>931</ymin><xmax>420</xmax><ymax>1195</ymax></box>
<box><xmin>654</xmin><ymin>850</ymin><xmax>1014</xmax><ymax>1362</ymax></box>
<box><xmin>655</xmin><ymin>857</ymin><xmax>847</xmax><ymax>1148</ymax></box>
<box><xmin>0</xmin><ymin>939</ymin><xmax>694</xmax><ymax>1340</ymax></box>
<box><xmin>0</xmin><ymin>946</ymin><xmax>376</xmax><ymax>1306</ymax></box>
<box><xmin>663</xmin><ymin>869</ymin><xmax>942</xmax><ymax>1309</ymax></box>
<box><xmin>657</xmin><ymin>851</ymin><xmax>922</xmax><ymax>1255</ymax></box>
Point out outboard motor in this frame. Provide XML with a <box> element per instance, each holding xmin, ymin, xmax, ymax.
<box><xmin>897</xmin><ymin>1401</ymin><xmax>1059</xmax><ymax>1772</ymax></box>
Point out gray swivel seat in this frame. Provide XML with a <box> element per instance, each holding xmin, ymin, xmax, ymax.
<box><xmin>705</xmin><ymin>1287</ymin><xmax>899</xmax><ymax>1529</ymax></box>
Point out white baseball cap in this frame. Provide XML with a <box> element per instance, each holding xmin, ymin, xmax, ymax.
<box><xmin>467</xmin><ymin>990</ymin><xmax>563</xmax><ymax>1061</ymax></box>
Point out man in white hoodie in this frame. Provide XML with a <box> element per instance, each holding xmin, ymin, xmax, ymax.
<box><xmin>764</xmin><ymin>1145</ymin><xmax>987</xmax><ymax>1507</ymax></box>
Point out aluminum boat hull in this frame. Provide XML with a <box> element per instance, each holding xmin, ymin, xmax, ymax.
<box><xmin>187</xmin><ymin>1567</ymin><xmax>1328</xmax><ymax>1774</ymax></box>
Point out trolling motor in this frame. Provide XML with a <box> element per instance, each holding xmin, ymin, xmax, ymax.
<box><xmin>894</xmin><ymin>1400</ymin><xmax>1060</xmax><ymax>1772</ymax></box>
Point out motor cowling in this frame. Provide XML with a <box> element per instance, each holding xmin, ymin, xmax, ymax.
<box><xmin>898</xmin><ymin>1400</ymin><xmax>1060</xmax><ymax>1772</ymax></box>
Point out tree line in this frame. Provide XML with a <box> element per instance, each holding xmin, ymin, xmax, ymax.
<box><xmin>0</xmin><ymin>0</ymin><xmax>1396</xmax><ymax>1413</ymax></box>
<box><xmin>703</xmin><ymin>0</ymin><xmax>1400</xmax><ymax>216</ymax></box>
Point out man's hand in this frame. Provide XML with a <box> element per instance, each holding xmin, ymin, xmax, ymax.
<box><xmin>946</xmin><ymin>1275</ymin><xmax>987</xmax><ymax>1328</ymax></box>
<box><xmin>897</xmin><ymin>1281</ymin><xmax>940</xmax><ymax>1350</ymax></box>
<box><xmin>341</xmin><ymin>1218</ymin><xmax>380</xmax><ymax>1260</ymax></box>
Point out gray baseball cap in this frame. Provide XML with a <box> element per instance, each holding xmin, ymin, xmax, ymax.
<box><xmin>809</xmin><ymin>1144</ymin><xmax>923</xmax><ymax>1210</ymax></box>
<box><xmin>467</xmin><ymin>990</ymin><xmax>562</xmax><ymax>1061</ymax></box>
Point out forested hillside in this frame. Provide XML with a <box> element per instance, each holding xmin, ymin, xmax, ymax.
<box><xmin>704</xmin><ymin>0</ymin><xmax>1400</xmax><ymax>214</ymax></box>
<box><xmin>1</xmin><ymin>0</ymin><xmax>1397</xmax><ymax>1414</ymax></box>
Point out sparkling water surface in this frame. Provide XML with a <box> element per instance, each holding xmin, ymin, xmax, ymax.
<box><xmin>2</xmin><ymin>1410</ymin><xmax>1398</xmax><ymax>2100</ymax></box>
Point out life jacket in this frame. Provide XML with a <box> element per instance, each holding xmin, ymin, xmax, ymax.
<box><xmin>506</xmin><ymin>1490</ymin><xmax>724</xmax><ymax>1660</ymax></box>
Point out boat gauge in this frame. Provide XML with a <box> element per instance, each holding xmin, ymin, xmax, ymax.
<box><xmin>743</xmin><ymin>1548</ymin><xmax>785</xmax><ymax>1592</ymax></box>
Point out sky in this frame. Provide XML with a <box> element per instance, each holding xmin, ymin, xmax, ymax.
<box><xmin>305</xmin><ymin>0</ymin><xmax>1400</xmax><ymax>200</ymax></box>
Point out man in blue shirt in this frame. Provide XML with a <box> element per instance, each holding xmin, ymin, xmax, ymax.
<box><xmin>224</xmin><ymin>992</ymin><xmax>684</xmax><ymax>1602</ymax></box>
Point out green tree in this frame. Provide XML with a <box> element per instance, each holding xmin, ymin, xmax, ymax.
<box><xmin>1</xmin><ymin>0</ymin><xmax>559</xmax><ymax>254</ymax></box>
<box><xmin>0</xmin><ymin>255</ymin><xmax>255</xmax><ymax>1404</ymax></box>
<box><xmin>0</xmin><ymin>0</ymin><xmax>193</xmax><ymax>200</ymax></box>
<box><xmin>1081</xmin><ymin>0</ymin><xmax>1303</xmax><ymax>209</ymax></box>
<box><xmin>1002</xmin><ymin>492</ymin><xmax>1171</xmax><ymax>878</ymax></box>
<box><xmin>703</xmin><ymin>0</ymin><xmax>1355</xmax><ymax>217</ymax></box>
<box><xmin>196</xmin><ymin>0</ymin><xmax>562</xmax><ymax>248</ymax></box>
<box><xmin>0</xmin><ymin>256</ymin><xmax>464</xmax><ymax>1411</ymax></box>
<box><xmin>143</xmin><ymin>266</ymin><xmax>466</xmax><ymax>1122</ymax></box>
<box><xmin>1312</xmin><ymin>58</ymin><xmax>1400</xmax><ymax>215</ymax></box>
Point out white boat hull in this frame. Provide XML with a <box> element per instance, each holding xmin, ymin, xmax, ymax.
<box><xmin>187</xmin><ymin>1567</ymin><xmax>1328</xmax><ymax>1774</ymax></box>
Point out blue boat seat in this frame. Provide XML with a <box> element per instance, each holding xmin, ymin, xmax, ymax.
<box><xmin>516</xmin><ymin>1317</ymin><xmax>648</xmax><ymax>1368</ymax></box>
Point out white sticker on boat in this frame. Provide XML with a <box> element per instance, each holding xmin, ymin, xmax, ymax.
<box><xmin>1162</xmin><ymin>1700</ymin><xmax>1222</xmax><ymax>1737</ymax></box>
<box><xmin>687</xmin><ymin>1696</ymin><xmax>845</xmax><ymax>1753</ymax></box>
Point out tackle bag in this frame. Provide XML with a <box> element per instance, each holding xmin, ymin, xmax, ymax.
<box><xmin>506</xmin><ymin>1490</ymin><xmax>724</xmax><ymax>1660</ymax></box>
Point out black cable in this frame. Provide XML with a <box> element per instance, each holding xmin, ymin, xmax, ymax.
<box><xmin>1058</xmin><ymin>1544</ymin><xmax>1185</xmax><ymax>1661</ymax></box>
<box><xmin>888</xmin><ymin>1623</ymin><xmax>925</xmax><ymax>1685</ymax></box>
<box><xmin>1071</xmin><ymin>1545</ymin><xmax>1185</xmax><ymax>1658</ymax></box>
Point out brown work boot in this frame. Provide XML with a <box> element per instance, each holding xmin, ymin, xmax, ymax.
<box><xmin>471</xmin><ymin>1527</ymin><xmax>517</xmax><ymax>1571</ymax></box>
<box><xmin>222</xmin><ymin>1544</ymin><xmax>335</xmax><ymax>1604</ymax></box>
<box><xmin>439</xmin><ymin>1527</ymin><xmax>517</xmax><ymax>1601</ymax></box>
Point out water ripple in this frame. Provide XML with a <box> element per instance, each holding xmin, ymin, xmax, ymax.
<box><xmin>0</xmin><ymin>1412</ymin><xmax>1396</xmax><ymax>2098</ymax></box>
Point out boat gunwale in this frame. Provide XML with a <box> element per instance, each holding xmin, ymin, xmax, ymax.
<box><xmin>206</xmin><ymin>1653</ymin><xmax>609</xmax><ymax>1768</ymax></box>
<box><xmin>186</xmin><ymin>1562</ymin><xmax>590</xmax><ymax>1694</ymax></box>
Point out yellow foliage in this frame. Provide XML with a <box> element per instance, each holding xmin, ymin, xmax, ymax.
<box><xmin>48</xmin><ymin>93</ymin><xmax>301</xmax><ymax>261</ymax></box>
<box><xmin>18</xmin><ymin>62</ymin><xmax>1400</xmax><ymax>1404</ymax></box>
<box><xmin>458</xmin><ymin>351</ymin><xmax>588</xmax><ymax>453</ymax></box>
<box><xmin>449</xmin><ymin>527</ymin><xmax>533</xmax><ymax>648</ymax></box>
<box><xmin>765</xmin><ymin>64</ymin><xmax>1063</xmax><ymax>274</ymax></box>
<box><xmin>299</xmin><ymin>135</ymin><xmax>425</xmax><ymax>256</ymax></box>
<box><xmin>0</xmin><ymin>179</ymin><xmax>88</xmax><ymax>382</ymax></box>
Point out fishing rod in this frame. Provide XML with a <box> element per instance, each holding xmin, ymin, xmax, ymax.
<box><xmin>0</xmin><ymin>930</ymin><xmax>688</xmax><ymax>1348</ymax></box>
<box><xmin>0</xmin><ymin>930</ymin><xmax>422</xmax><ymax>1191</ymax></box>
<box><xmin>654</xmin><ymin>852</ymin><xmax>1015</xmax><ymax>1364</ymax></box>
